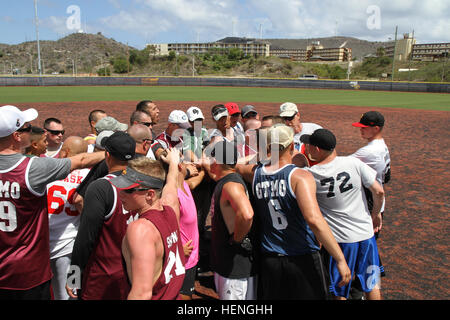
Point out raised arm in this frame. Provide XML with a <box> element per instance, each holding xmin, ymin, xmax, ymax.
<box><xmin>160</xmin><ymin>148</ymin><xmax>181</xmax><ymax>221</ymax></box>
<box><xmin>69</xmin><ymin>151</ymin><xmax>105</xmax><ymax>172</ymax></box>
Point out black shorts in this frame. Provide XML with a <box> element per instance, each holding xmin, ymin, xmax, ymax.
<box><xmin>259</xmin><ymin>251</ymin><xmax>330</xmax><ymax>300</ymax></box>
<box><xmin>0</xmin><ymin>280</ymin><xmax>51</xmax><ymax>300</ymax></box>
<box><xmin>180</xmin><ymin>266</ymin><xmax>197</xmax><ymax>296</ymax></box>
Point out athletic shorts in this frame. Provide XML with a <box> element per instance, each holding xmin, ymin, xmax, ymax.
<box><xmin>259</xmin><ymin>251</ymin><xmax>330</xmax><ymax>300</ymax></box>
<box><xmin>214</xmin><ymin>273</ymin><xmax>257</xmax><ymax>300</ymax></box>
<box><xmin>329</xmin><ymin>236</ymin><xmax>383</xmax><ymax>298</ymax></box>
<box><xmin>180</xmin><ymin>266</ymin><xmax>197</xmax><ymax>296</ymax></box>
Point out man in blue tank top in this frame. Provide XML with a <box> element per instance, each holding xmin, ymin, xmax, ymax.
<box><xmin>236</xmin><ymin>124</ymin><xmax>350</xmax><ymax>299</ymax></box>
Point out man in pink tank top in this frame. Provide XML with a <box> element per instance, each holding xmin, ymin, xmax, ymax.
<box><xmin>110</xmin><ymin>148</ymin><xmax>186</xmax><ymax>300</ymax></box>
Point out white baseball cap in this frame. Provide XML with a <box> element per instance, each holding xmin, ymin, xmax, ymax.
<box><xmin>0</xmin><ymin>105</ymin><xmax>38</xmax><ymax>138</ymax></box>
<box><xmin>168</xmin><ymin>110</ymin><xmax>191</xmax><ymax>129</ymax></box>
<box><xmin>279</xmin><ymin>102</ymin><xmax>299</xmax><ymax>118</ymax></box>
<box><xmin>186</xmin><ymin>106</ymin><xmax>205</xmax><ymax>122</ymax></box>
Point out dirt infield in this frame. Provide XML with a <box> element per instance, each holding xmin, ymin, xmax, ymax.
<box><xmin>15</xmin><ymin>100</ymin><xmax>450</xmax><ymax>300</ymax></box>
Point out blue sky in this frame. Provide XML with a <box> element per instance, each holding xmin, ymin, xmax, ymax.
<box><xmin>1</xmin><ymin>0</ymin><xmax>449</xmax><ymax>49</ymax></box>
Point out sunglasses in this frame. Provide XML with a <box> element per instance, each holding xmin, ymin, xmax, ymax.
<box><xmin>138</xmin><ymin>138</ymin><xmax>153</xmax><ymax>144</ymax></box>
<box><xmin>139</xmin><ymin>121</ymin><xmax>154</xmax><ymax>127</ymax></box>
<box><xmin>123</xmin><ymin>187</ymin><xmax>151</xmax><ymax>194</ymax></box>
<box><xmin>17</xmin><ymin>123</ymin><xmax>32</xmax><ymax>133</ymax></box>
<box><xmin>45</xmin><ymin>128</ymin><xmax>65</xmax><ymax>135</ymax></box>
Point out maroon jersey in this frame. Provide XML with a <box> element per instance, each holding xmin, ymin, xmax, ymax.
<box><xmin>81</xmin><ymin>175</ymin><xmax>135</xmax><ymax>300</ymax></box>
<box><xmin>0</xmin><ymin>157</ymin><xmax>52</xmax><ymax>290</ymax></box>
<box><xmin>140</xmin><ymin>205</ymin><xmax>185</xmax><ymax>300</ymax></box>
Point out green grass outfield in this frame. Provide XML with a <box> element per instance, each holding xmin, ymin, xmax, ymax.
<box><xmin>0</xmin><ymin>86</ymin><xmax>449</xmax><ymax>111</ymax></box>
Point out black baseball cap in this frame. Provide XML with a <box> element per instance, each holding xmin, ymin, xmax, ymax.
<box><xmin>102</xmin><ymin>131</ymin><xmax>136</xmax><ymax>161</ymax></box>
<box><xmin>300</xmin><ymin>128</ymin><xmax>336</xmax><ymax>151</ymax></box>
<box><xmin>109</xmin><ymin>166</ymin><xmax>165</xmax><ymax>190</ymax></box>
<box><xmin>352</xmin><ymin>111</ymin><xmax>385</xmax><ymax>128</ymax></box>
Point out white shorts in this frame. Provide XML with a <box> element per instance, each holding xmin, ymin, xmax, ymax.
<box><xmin>214</xmin><ymin>273</ymin><xmax>257</xmax><ymax>300</ymax></box>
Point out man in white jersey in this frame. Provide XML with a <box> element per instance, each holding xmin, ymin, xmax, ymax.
<box><xmin>47</xmin><ymin>136</ymin><xmax>90</xmax><ymax>300</ymax></box>
<box><xmin>351</xmin><ymin>111</ymin><xmax>390</xmax><ymax>229</ymax></box>
<box><xmin>301</xmin><ymin>128</ymin><xmax>385</xmax><ymax>300</ymax></box>
<box><xmin>279</xmin><ymin>102</ymin><xmax>321</xmax><ymax>165</ymax></box>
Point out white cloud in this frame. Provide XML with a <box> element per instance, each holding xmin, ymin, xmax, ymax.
<box><xmin>97</xmin><ymin>0</ymin><xmax>450</xmax><ymax>45</ymax></box>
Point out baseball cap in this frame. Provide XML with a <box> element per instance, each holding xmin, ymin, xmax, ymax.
<box><xmin>186</xmin><ymin>106</ymin><xmax>205</xmax><ymax>122</ymax></box>
<box><xmin>212</xmin><ymin>106</ymin><xmax>229</xmax><ymax>121</ymax></box>
<box><xmin>300</xmin><ymin>128</ymin><xmax>336</xmax><ymax>151</ymax></box>
<box><xmin>279</xmin><ymin>102</ymin><xmax>299</xmax><ymax>118</ymax></box>
<box><xmin>103</xmin><ymin>131</ymin><xmax>136</xmax><ymax>161</ymax></box>
<box><xmin>0</xmin><ymin>105</ymin><xmax>38</xmax><ymax>138</ymax></box>
<box><xmin>109</xmin><ymin>166</ymin><xmax>165</xmax><ymax>190</ymax></box>
<box><xmin>241</xmin><ymin>105</ymin><xmax>258</xmax><ymax>118</ymax></box>
<box><xmin>95</xmin><ymin>116</ymin><xmax>128</xmax><ymax>133</ymax></box>
<box><xmin>352</xmin><ymin>111</ymin><xmax>385</xmax><ymax>128</ymax></box>
<box><xmin>267</xmin><ymin>124</ymin><xmax>294</xmax><ymax>149</ymax></box>
<box><xmin>225</xmin><ymin>102</ymin><xmax>240</xmax><ymax>116</ymax></box>
<box><xmin>210</xmin><ymin>140</ymin><xmax>239</xmax><ymax>165</ymax></box>
<box><xmin>168</xmin><ymin>110</ymin><xmax>191</xmax><ymax>129</ymax></box>
<box><xmin>95</xmin><ymin>130</ymin><xmax>114</xmax><ymax>150</ymax></box>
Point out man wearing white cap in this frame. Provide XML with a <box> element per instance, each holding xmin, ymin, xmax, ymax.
<box><xmin>155</xmin><ymin>110</ymin><xmax>191</xmax><ymax>152</ymax></box>
<box><xmin>235</xmin><ymin>124</ymin><xmax>350</xmax><ymax>299</ymax></box>
<box><xmin>183</xmin><ymin>106</ymin><xmax>210</xmax><ymax>161</ymax></box>
<box><xmin>279</xmin><ymin>102</ymin><xmax>322</xmax><ymax>165</ymax></box>
<box><xmin>0</xmin><ymin>105</ymin><xmax>104</xmax><ymax>300</ymax></box>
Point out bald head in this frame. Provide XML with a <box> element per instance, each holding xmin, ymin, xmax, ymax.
<box><xmin>60</xmin><ymin>136</ymin><xmax>88</xmax><ymax>158</ymax></box>
<box><xmin>127</xmin><ymin>124</ymin><xmax>153</xmax><ymax>142</ymax></box>
<box><xmin>244</xmin><ymin>119</ymin><xmax>261</xmax><ymax>132</ymax></box>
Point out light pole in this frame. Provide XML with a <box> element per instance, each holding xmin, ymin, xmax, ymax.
<box><xmin>34</xmin><ymin>0</ymin><xmax>42</xmax><ymax>77</ymax></box>
<box><xmin>67</xmin><ymin>58</ymin><xmax>74</xmax><ymax>77</ymax></box>
<box><xmin>26</xmin><ymin>52</ymin><xmax>33</xmax><ymax>74</ymax></box>
<box><xmin>442</xmin><ymin>50</ymin><xmax>448</xmax><ymax>83</ymax></box>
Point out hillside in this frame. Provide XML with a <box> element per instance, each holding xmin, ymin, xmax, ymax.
<box><xmin>0</xmin><ymin>33</ymin><xmax>132</xmax><ymax>75</ymax></box>
<box><xmin>0</xmin><ymin>33</ymin><xmax>447</xmax><ymax>82</ymax></box>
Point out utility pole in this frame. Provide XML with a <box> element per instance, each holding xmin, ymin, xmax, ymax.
<box><xmin>408</xmin><ymin>30</ymin><xmax>415</xmax><ymax>82</ymax></box>
<box><xmin>34</xmin><ymin>0</ymin><xmax>42</xmax><ymax>77</ymax></box>
<box><xmin>391</xmin><ymin>26</ymin><xmax>398</xmax><ymax>81</ymax></box>
<box><xmin>442</xmin><ymin>50</ymin><xmax>448</xmax><ymax>83</ymax></box>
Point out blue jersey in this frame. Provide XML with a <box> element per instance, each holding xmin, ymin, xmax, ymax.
<box><xmin>252</xmin><ymin>164</ymin><xmax>320</xmax><ymax>256</ymax></box>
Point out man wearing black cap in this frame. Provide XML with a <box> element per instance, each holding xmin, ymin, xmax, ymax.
<box><xmin>351</xmin><ymin>111</ymin><xmax>391</xmax><ymax>232</ymax></box>
<box><xmin>67</xmin><ymin>131</ymin><xmax>137</xmax><ymax>300</ymax></box>
<box><xmin>110</xmin><ymin>149</ymin><xmax>186</xmax><ymax>299</ymax></box>
<box><xmin>301</xmin><ymin>128</ymin><xmax>385</xmax><ymax>300</ymax></box>
<box><xmin>207</xmin><ymin>140</ymin><xmax>256</xmax><ymax>300</ymax></box>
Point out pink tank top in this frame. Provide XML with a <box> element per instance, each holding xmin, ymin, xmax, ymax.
<box><xmin>177</xmin><ymin>182</ymin><xmax>199</xmax><ymax>270</ymax></box>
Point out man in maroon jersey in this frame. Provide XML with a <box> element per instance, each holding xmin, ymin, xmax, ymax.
<box><xmin>0</xmin><ymin>105</ymin><xmax>105</xmax><ymax>300</ymax></box>
<box><xmin>67</xmin><ymin>131</ymin><xmax>136</xmax><ymax>300</ymax></box>
<box><xmin>110</xmin><ymin>148</ymin><xmax>185</xmax><ymax>300</ymax></box>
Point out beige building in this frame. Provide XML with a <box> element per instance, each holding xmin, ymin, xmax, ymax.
<box><xmin>149</xmin><ymin>38</ymin><xmax>270</xmax><ymax>57</ymax></box>
<box><xmin>412</xmin><ymin>43</ymin><xmax>450</xmax><ymax>61</ymax></box>
<box><xmin>385</xmin><ymin>33</ymin><xmax>417</xmax><ymax>62</ymax></box>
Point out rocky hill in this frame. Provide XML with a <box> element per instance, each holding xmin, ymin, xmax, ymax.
<box><xmin>0</xmin><ymin>33</ymin><xmax>133</xmax><ymax>75</ymax></box>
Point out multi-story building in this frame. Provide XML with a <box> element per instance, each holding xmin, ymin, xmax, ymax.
<box><xmin>269</xmin><ymin>41</ymin><xmax>352</xmax><ymax>62</ymax></box>
<box><xmin>149</xmin><ymin>38</ymin><xmax>270</xmax><ymax>57</ymax></box>
<box><xmin>385</xmin><ymin>33</ymin><xmax>417</xmax><ymax>62</ymax></box>
<box><xmin>412</xmin><ymin>43</ymin><xmax>450</xmax><ymax>62</ymax></box>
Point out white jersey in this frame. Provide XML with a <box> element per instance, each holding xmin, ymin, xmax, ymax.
<box><xmin>47</xmin><ymin>168</ymin><xmax>90</xmax><ymax>259</ymax></box>
<box><xmin>307</xmin><ymin>156</ymin><xmax>377</xmax><ymax>243</ymax></box>
<box><xmin>293</xmin><ymin>123</ymin><xmax>322</xmax><ymax>151</ymax></box>
<box><xmin>351</xmin><ymin>138</ymin><xmax>390</xmax><ymax>211</ymax></box>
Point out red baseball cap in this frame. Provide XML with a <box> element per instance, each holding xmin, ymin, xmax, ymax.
<box><xmin>225</xmin><ymin>102</ymin><xmax>240</xmax><ymax>115</ymax></box>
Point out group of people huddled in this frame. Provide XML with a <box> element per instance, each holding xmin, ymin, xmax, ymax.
<box><xmin>0</xmin><ymin>100</ymin><xmax>391</xmax><ymax>300</ymax></box>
